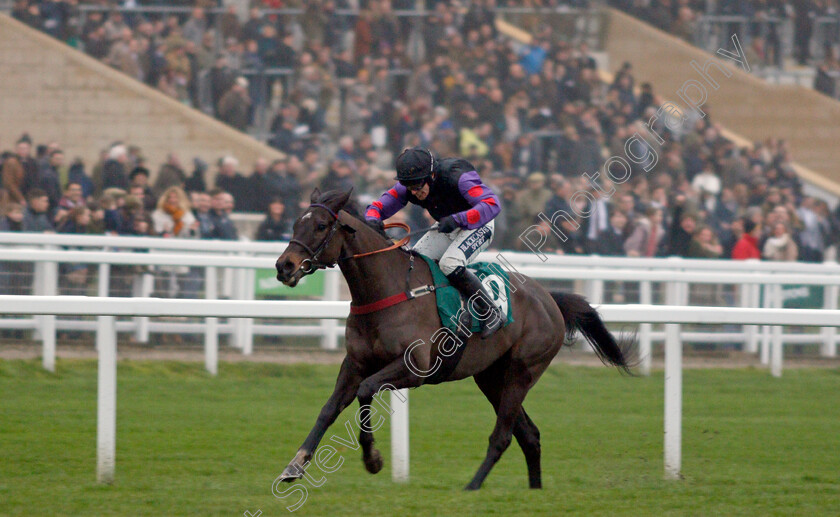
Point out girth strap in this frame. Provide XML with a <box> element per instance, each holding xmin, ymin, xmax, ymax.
<box><xmin>349</xmin><ymin>285</ymin><xmax>438</xmax><ymax>315</ymax></box>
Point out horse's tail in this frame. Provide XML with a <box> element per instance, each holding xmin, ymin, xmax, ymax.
<box><xmin>551</xmin><ymin>291</ymin><xmax>637</xmax><ymax>374</ymax></box>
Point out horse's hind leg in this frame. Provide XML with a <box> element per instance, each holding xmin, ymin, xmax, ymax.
<box><xmin>516</xmin><ymin>410</ymin><xmax>542</xmax><ymax>488</ymax></box>
<box><xmin>474</xmin><ymin>367</ymin><xmax>542</xmax><ymax>489</ymax></box>
<box><xmin>466</xmin><ymin>359</ymin><xmax>532</xmax><ymax>491</ymax></box>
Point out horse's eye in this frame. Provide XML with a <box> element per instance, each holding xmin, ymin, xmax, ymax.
<box><xmin>317</xmin><ymin>223</ymin><xmax>327</xmax><ymax>231</ymax></box>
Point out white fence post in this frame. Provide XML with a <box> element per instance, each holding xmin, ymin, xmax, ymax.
<box><xmin>664</xmin><ymin>317</ymin><xmax>682</xmax><ymax>480</ymax></box>
<box><xmin>132</xmin><ymin>272</ymin><xmax>153</xmax><ymax>343</ymax></box>
<box><xmin>96</xmin><ymin>264</ymin><xmax>110</xmax><ymax>352</ymax></box>
<box><xmin>96</xmin><ymin>315</ymin><xmax>117</xmax><ymax>483</ymax></box>
<box><xmin>391</xmin><ymin>389</ymin><xmax>409</xmax><ymax>483</ymax></box>
<box><xmin>321</xmin><ymin>269</ymin><xmax>340</xmax><ymax>350</ymax></box>
<box><xmin>32</xmin><ymin>258</ymin><xmax>45</xmax><ymax>341</ymax></box>
<box><xmin>233</xmin><ymin>265</ymin><xmax>248</xmax><ymax>351</ymax></box>
<box><xmin>242</xmin><ymin>268</ymin><xmax>255</xmax><ymax>356</ymax></box>
<box><xmin>204</xmin><ymin>267</ymin><xmax>218</xmax><ymax>376</ymax></box>
<box><xmin>822</xmin><ymin>285</ymin><xmax>838</xmax><ymax>357</ymax></box>
<box><xmin>639</xmin><ymin>280</ymin><xmax>652</xmax><ymax>376</ymax></box>
<box><xmin>771</xmin><ymin>284</ymin><xmax>784</xmax><ymax>378</ymax></box>
<box><xmin>740</xmin><ymin>280</ymin><xmax>757</xmax><ymax>353</ymax></box>
<box><xmin>40</xmin><ymin>256</ymin><xmax>58</xmax><ymax>372</ymax></box>
<box><xmin>760</xmin><ymin>284</ymin><xmax>772</xmax><ymax>365</ymax></box>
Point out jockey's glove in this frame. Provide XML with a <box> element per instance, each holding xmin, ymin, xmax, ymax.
<box><xmin>366</xmin><ymin>218</ymin><xmax>385</xmax><ymax>234</ymax></box>
<box><xmin>438</xmin><ymin>216</ymin><xmax>460</xmax><ymax>233</ymax></box>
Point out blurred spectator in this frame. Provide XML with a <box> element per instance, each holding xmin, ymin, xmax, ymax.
<box><xmin>514</xmin><ymin>172</ymin><xmax>551</xmax><ymax>232</ymax></box>
<box><xmin>38</xmin><ymin>149</ymin><xmax>64</xmax><ymax>215</ymax></box>
<box><xmin>67</xmin><ymin>158</ymin><xmax>95</xmax><ymax>200</ymax></box>
<box><xmin>595</xmin><ymin>210</ymin><xmax>630</xmax><ymax>256</ymax></box>
<box><xmin>192</xmin><ymin>191</ymin><xmax>215</xmax><ymax>238</ymax></box>
<box><xmin>22</xmin><ymin>189</ymin><xmax>54</xmax><ymax>232</ymax></box>
<box><xmin>687</xmin><ymin>225</ymin><xmax>724</xmax><ymax>259</ymax></box>
<box><xmin>256</xmin><ymin>197</ymin><xmax>292</xmax><ymax>241</ymax></box>
<box><xmin>129</xmin><ymin>167</ymin><xmax>157</xmax><ymax>212</ymax></box>
<box><xmin>1</xmin><ymin>152</ymin><xmax>26</xmax><ymax>206</ymax></box>
<box><xmin>55</xmin><ymin>182</ymin><xmax>85</xmax><ymax>226</ymax></box>
<box><xmin>153</xmin><ymin>154</ymin><xmax>187</xmax><ymax>197</ymax></box>
<box><xmin>210</xmin><ymin>189</ymin><xmax>238</xmax><ymax>240</ymax></box>
<box><xmin>732</xmin><ymin>218</ymin><xmax>762</xmax><ymax>259</ymax></box>
<box><xmin>244</xmin><ymin>157</ymin><xmax>280</xmax><ymax>213</ymax></box>
<box><xmin>185</xmin><ymin>157</ymin><xmax>209</xmax><ymax>193</ymax></box>
<box><xmin>214</xmin><ymin>156</ymin><xmax>248</xmax><ymax>211</ymax></box>
<box><xmin>102</xmin><ymin>144</ymin><xmax>130</xmax><ymax>191</ymax></box>
<box><xmin>218</xmin><ymin>77</ymin><xmax>251</xmax><ymax>131</ymax></box>
<box><xmin>151</xmin><ymin>186</ymin><xmax>197</xmax><ymax>238</ymax></box>
<box><xmin>797</xmin><ymin>197</ymin><xmax>830</xmax><ymax>262</ymax></box>
<box><xmin>320</xmin><ymin>160</ymin><xmax>356</xmax><ymax>193</ymax></box>
<box><xmin>0</xmin><ymin>202</ymin><xmax>24</xmax><ymax>232</ymax></box>
<box><xmin>58</xmin><ymin>205</ymin><xmax>93</xmax><ymax>294</ymax></box>
<box><xmin>624</xmin><ymin>206</ymin><xmax>665</xmax><ymax>257</ymax></box>
<box><xmin>763</xmin><ymin>222</ymin><xmax>799</xmax><ymax>261</ymax></box>
<box><xmin>16</xmin><ymin>134</ymin><xmax>39</xmax><ymax>199</ymax></box>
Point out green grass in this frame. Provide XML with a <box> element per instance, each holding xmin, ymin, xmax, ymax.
<box><xmin>1</xmin><ymin>360</ymin><xmax>839</xmax><ymax>516</ymax></box>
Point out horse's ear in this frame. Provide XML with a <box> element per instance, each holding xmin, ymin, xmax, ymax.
<box><xmin>332</xmin><ymin>188</ymin><xmax>353</xmax><ymax>212</ymax></box>
<box><xmin>310</xmin><ymin>188</ymin><xmax>321</xmax><ymax>204</ymax></box>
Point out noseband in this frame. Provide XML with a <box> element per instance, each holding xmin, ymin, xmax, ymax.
<box><xmin>288</xmin><ymin>203</ymin><xmax>342</xmax><ymax>274</ymax></box>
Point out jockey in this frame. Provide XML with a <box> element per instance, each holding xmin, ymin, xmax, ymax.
<box><xmin>365</xmin><ymin>147</ymin><xmax>503</xmax><ymax>338</ymax></box>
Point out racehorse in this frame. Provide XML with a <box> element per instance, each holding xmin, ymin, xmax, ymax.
<box><xmin>275</xmin><ymin>188</ymin><xmax>635</xmax><ymax>490</ymax></box>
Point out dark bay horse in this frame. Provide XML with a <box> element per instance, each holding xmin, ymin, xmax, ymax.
<box><xmin>275</xmin><ymin>188</ymin><xmax>635</xmax><ymax>490</ymax></box>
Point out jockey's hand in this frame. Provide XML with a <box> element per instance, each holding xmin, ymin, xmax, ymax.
<box><xmin>438</xmin><ymin>216</ymin><xmax>460</xmax><ymax>233</ymax></box>
<box><xmin>366</xmin><ymin>218</ymin><xmax>385</xmax><ymax>233</ymax></box>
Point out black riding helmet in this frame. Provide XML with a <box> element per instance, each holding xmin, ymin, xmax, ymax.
<box><xmin>395</xmin><ymin>147</ymin><xmax>435</xmax><ymax>188</ymax></box>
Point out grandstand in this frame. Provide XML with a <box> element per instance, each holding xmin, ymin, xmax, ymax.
<box><xmin>2</xmin><ymin>2</ymin><xmax>840</xmax><ymax>516</ymax></box>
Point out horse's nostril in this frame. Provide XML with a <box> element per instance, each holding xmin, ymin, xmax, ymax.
<box><xmin>283</xmin><ymin>261</ymin><xmax>295</xmax><ymax>274</ymax></box>
<box><xmin>276</xmin><ymin>260</ymin><xmax>287</xmax><ymax>279</ymax></box>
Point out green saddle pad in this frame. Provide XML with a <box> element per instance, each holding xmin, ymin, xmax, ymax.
<box><xmin>417</xmin><ymin>254</ymin><xmax>514</xmax><ymax>335</ymax></box>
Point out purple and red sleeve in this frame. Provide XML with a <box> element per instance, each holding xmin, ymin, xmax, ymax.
<box><xmin>365</xmin><ymin>183</ymin><xmax>408</xmax><ymax>221</ymax></box>
<box><xmin>451</xmin><ymin>171</ymin><xmax>501</xmax><ymax>230</ymax></box>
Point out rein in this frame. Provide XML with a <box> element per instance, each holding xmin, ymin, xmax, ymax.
<box><xmin>348</xmin><ymin>222</ymin><xmax>411</xmax><ymax>259</ymax></box>
<box><xmin>289</xmin><ymin>204</ymin><xmax>414</xmax><ymax>273</ymax></box>
<box><xmin>289</xmin><ymin>204</ymin><xmax>441</xmax><ymax>315</ymax></box>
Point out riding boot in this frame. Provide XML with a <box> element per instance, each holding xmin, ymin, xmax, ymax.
<box><xmin>445</xmin><ymin>266</ymin><xmax>503</xmax><ymax>339</ymax></box>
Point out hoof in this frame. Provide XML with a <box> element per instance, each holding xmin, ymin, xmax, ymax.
<box><xmin>464</xmin><ymin>481</ymin><xmax>482</xmax><ymax>491</ymax></box>
<box><xmin>279</xmin><ymin>450</ymin><xmax>310</xmax><ymax>483</ymax></box>
<box><xmin>278</xmin><ymin>463</ymin><xmax>305</xmax><ymax>483</ymax></box>
<box><xmin>364</xmin><ymin>449</ymin><xmax>383</xmax><ymax>474</ymax></box>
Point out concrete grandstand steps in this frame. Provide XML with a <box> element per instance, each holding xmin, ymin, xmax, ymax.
<box><xmin>605</xmin><ymin>8</ymin><xmax>840</xmax><ymax>198</ymax></box>
<box><xmin>0</xmin><ymin>13</ymin><xmax>282</xmax><ymax>184</ymax></box>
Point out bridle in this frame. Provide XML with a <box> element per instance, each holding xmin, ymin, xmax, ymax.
<box><xmin>288</xmin><ymin>203</ymin><xmax>410</xmax><ymax>275</ymax></box>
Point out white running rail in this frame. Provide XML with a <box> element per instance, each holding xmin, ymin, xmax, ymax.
<box><xmin>3</xmin><ymin>295</ymin><xmax>840</xmax><ymax>483</ymax></box>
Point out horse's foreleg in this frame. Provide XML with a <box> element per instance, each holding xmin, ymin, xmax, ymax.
<box><xmin>279</xmin><ymin>356</ymin><xmax>363</xmax><ymax>482</ymax></box>
<box><xmin>356</xmin><ymin>396</ymin><xmax>383</xmax><ymax>474</ymax></box>
<box><xmin>355</xmin><ymin>357</ymin><xmax>424</xmax><ymax>474</ymax></box>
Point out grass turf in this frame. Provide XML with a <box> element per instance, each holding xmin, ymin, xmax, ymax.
<box><xmin>1</xmin><ymin>359</ymin><xmax>839</xmax><ymax>516</ymax></box>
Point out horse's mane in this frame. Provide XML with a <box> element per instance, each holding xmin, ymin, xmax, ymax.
<box><xmin>316</xmin><ymin>189</ymin><xmax>390</xmax><ymax>239</ymax></box>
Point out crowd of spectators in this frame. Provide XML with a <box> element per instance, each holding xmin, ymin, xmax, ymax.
<box><xmin>3</xmin><ymin>1</ymin><xmax>839</xmax><ymax>281</ymax></box>
<box><xmin>610</xmin><ymin>1</ymin><xmax>840</xmax><ymax>100</ymax></box>
<box><xmin>610</xmin><ymin>1</ymin><xmax>840</xmax><ymax>66</ymax></box>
